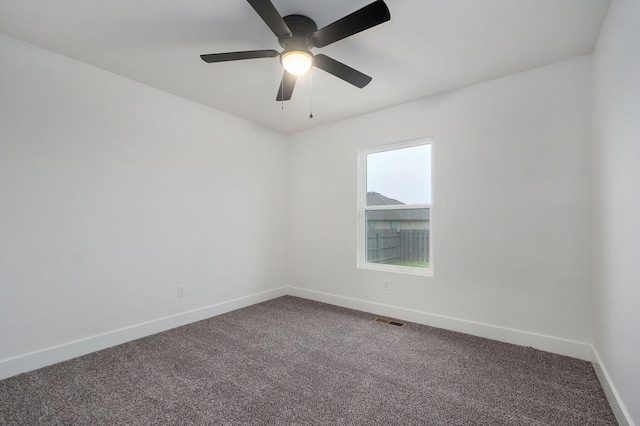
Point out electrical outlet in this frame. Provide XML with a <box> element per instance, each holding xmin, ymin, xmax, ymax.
<box><xmin>384</xmin><ymin>280</ymin><xmax>390</xmax><ymax>291</ymax></box>
<box><xmin>177</xmin><ymin>285</ymin><xmax>185</xmax><ymax>297</ymax></box>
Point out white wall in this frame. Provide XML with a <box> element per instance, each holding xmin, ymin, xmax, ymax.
<box><xmin>288</xmin><ymin>56</ymin><xmax>593</xmax><ymax>359</ymax></box>
<box><xmin>0</xmin><ymin>34</ymin><xmax>289</xmax><ymax>378</ymax></box>
<box><xmin>592</xmin><ymin>0</ymin><xmax>640</xmax><ymax>423</ymax></box>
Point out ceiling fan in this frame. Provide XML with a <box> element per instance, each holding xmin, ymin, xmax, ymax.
<box><xmin>200</xmin><ymin>0</ymin><xmax>390</xmax><ymax>101</ymax></box>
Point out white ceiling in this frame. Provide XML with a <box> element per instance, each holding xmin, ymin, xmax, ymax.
<box><xmin>0</xmin><ymin>0</ymin><xmax>610</xmax><ymax>134</ymax></box>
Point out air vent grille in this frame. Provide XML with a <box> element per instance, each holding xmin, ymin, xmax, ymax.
<box><xmin>374</xmin><ymin>317</ymin><xmax>405</xmax><ymax>327</ymax></box>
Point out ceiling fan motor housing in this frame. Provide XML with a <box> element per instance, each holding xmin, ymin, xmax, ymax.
<box><xmin>278</xmin><ymin>15</ymin><xmax>318</xmax><ymax>54</ymax></box>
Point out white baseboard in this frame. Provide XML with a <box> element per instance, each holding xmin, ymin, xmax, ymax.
<box><xmin>0</xmin><ymin>287</ymin><xmax>288</xmax><ymax>381</ymax></box>
<box><xmin>0</xmin><ymin>285</ymin><xmax>603</xmax><ymax>388</ymax></box>
<box><xmin>591</xmin><ymin>346</ymin><xmax>635</xmax><ymax>426</ymax></box>
<box><xmin>287</xmin><ymin>286</ymin><xmax>592</xmax><ymax>361</ymax></box>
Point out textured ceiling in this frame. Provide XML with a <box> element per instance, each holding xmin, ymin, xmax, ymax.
<box><xmin>0</xmin><ymin>0</ymin><xmax>611</xmax><ymax>134</ymax></box>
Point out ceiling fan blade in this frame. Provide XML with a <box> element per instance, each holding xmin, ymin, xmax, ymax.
<box><xmin>313</xmin><ymin>54</ymin><xmax>372</xmax><ymax>88</ymax></box>
<box><xmin>247</xmin><ymin>0</ymin><xmax>292</xmax><ymax>39</ymax></box>
<box><xmin>200</xmin><ymin>50</ymin><xmax>279</xmax><ymax>63</ymax></box>
<box><xmin>310</xmin><ymin>0</ymin><xmax>390</xmax><ymax>48</ymax></box>
<box><xmin>276</xmin><ymin>71</ymin><xmax>297</xmax><ymax>101</ymax></box>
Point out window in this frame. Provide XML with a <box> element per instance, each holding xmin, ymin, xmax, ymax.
<box><xmin>358</xmin><ymin>140</ymin><xmax>432</xmax><ymax>276</ymax></box>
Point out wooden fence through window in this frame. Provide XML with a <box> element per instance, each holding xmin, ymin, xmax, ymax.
<box><xmin>366</xmin><ymin>228</ymin><xmax>429</xmax><ymax>263</ymax></box>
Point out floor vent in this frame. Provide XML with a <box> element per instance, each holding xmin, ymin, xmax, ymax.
<box><xmin>374</xmin><ymin>317</ymin><xmax>405</xmax><ymax>327</ymax></box>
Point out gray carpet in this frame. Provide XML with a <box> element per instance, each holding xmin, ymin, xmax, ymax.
<box><xmin>0</xmin><ymin>296</ymin><xmax>617</xmax><ymax>425</ymax></box>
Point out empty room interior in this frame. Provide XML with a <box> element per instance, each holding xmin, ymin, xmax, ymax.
<box><xmin>1</xmin><ymin>0</ymin><xmax>638</xmax><ymax>424</ymax></box>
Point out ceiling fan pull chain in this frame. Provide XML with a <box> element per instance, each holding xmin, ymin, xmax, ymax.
<box><xmin>309</xmin><ymin>70</ymin><xmax>314</xmax><ymax>119</ymax></box>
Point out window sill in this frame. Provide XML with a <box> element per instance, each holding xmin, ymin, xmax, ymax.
<box><xmin>358</xmin><ymin>262</ymin><xmax>433</xmax><ymax>277</ymax></box>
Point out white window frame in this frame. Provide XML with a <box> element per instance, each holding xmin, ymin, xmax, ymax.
<box><xmin>357</xmin><ymin>138</ymin><xmax>433</xmax><ymax>277</ymax></box>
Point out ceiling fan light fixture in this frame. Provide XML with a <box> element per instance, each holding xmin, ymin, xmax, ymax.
<box><xmin>200</xmin><ymin>0</ymin><xmax>391</xmax><ymax>101</ymax></box>
<box><xmin>281</xmin><ymin>50</ymin><xmax>313</xmax><ymax>75</ymax></box>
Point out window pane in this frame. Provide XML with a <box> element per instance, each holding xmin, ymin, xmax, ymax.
<box><xmin>366</xmin><ymin>144</ymin><xmax>431</xmax><ymax>206</ymax></box>
<box><xmin>365</xmin><ymin>208</ymin><xmax>430</xmax><ymax>268</ymax></box>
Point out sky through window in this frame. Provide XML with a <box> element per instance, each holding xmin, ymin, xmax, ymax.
<box><xmin>366</xmin><ymin>144</ymin><xmax>431</xmax><ymax>205</ymax></box>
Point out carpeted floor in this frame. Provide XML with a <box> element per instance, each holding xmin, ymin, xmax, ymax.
<box><xmin>0</xmin><ymin>296</ymin><xmax>617</xmax><ymax>425</ymax></box>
